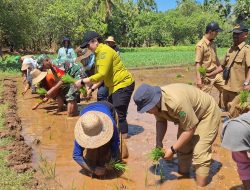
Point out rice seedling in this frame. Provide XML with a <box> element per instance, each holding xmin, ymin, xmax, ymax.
<box><xmin>198</xmin><ymin>66</ymin><xmax>206</xmax><ymax>77</ymax></box>
<box><xmin>106</xmin><ymin>159</ymin><xmax>128</xmax><ymax>172</ymax></box>
<box><xmin>61</xmin><ymin>74</ymin><xmax>76</xmax><ymax>84</ymax></box>
<box><xmin>149</xmin><ymin>148</ymin><xmax>165</xmax><ymax>162</ymax></box>
<box><xmin>176</xmin><ymin>73</ymin><xmax>183</xmax><ymax>78</ymax></box>
<box><xmin>36</xmin><ymin>88</ymin><xmax>47</xmax><ymax>95</ymax></box>
<box><xmin>239</xmin><ymin>90</ymin><xmax>250</xmax><ymax>108</ymax></box>
<box><xmin>79</xmin><ymin>87</ymin><xmax>87</xmax><ymax>95</ymax></box>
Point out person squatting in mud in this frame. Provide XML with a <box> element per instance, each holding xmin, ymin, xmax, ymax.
<box><xmin>74</xmin><ymin>31</ymin><xmax>135</xmax><ymax>139</ymax></box>
<box><xmin>133</xmin><ymin>83</ymin><xmax>221</xmax><ymax>187</ymax></box>
<box><xmin>73</xmin><ymin>101</ymin><xmax>128</xmax><ymax>177</ymax></box>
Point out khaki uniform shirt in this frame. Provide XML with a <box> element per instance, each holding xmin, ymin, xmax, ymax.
<box><xmin>222</xmin><ymin>42</ymin><xmax>250</xmax><ymax>92</ymax></box>
<box><xmin>195</xmin><ymin>36</ymin><xmax>218</xmax><ymax>72</ymax></box>
<box><xmin>155</xmin><ymin>83</ymin><xmax>217</xmax><ymax>131</ymax></box>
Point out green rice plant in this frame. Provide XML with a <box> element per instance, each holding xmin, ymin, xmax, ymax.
<box><xmin>61</xmin><ymin>74</ymin><xmax>76</xmax><ymax>84</ymax></box>
<box><xmin>239</xmin><ymin>90</ymin><xmax>250</xmax><ymax>108</ymax></box>
<box><xmin>79</xmin><ymin>87</ymin><xmax>86</xmax><ymax>95</ymax></box>
<box><xmin>198</xmin><ymin>66</ymin><xmax>206</xmax><ymax>77</ymax></box>
<box><xmin>36</xmin><ymin>88</ymin><xmax>47</xmax><ymax>95</ymax></box>
<box><xmin>176</xmin><ymin>73</ymin><xmax>183</xmax><ymax>78</ymax></box>
<box><xmin>105</xmin><ymin>159</ymin><xmax>127</xmax><ymax>172</ymax></box>
<box><xmin>149</xmin><ymin>148</ymin><xmax>165</xmax><ymax>162</ymax></box>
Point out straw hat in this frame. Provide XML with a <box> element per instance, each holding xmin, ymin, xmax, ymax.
<box><xmin>75</xmin><ymin>48</ymin><xmax>92</xmax><ymax>63</ymax></box>
<box><xmin>105</xmin><ymin>36</ymin><xmax>115</xmax><ymax>43</ymax></box>
<box><xmin>31</xmin><ymin>69</ymin><xmax>47</xmax><ymax>85</ymax></box>
<box><xmin>74</xmin><ymin>111</ymin><xmax>114</xmax><ymax>149</ymax></box>
<box><xmin>21</xmin><ymin>63</ymin><xmax>31</xmax><ymax>71</ymax></box>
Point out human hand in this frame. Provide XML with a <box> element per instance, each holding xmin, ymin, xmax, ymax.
<box><xmin>75</xmin><ymin>79</ymin><xmax>83</xmax><ymax>88</ymax></box>
<box><xmin>163</xmin><ymin>148</ymin><xmax>174</xmax><ymax>160</ymax></box>
<box><xmin>94</xmin><ymin>167</ymin><xmax>106</xmax><ymax>176</ymax></box>
<box><xmin>196</xmin><ymin>81</ymin><xmax>204</xmax><ymax>89</ymax></box>
<box><xmin>243</xmin><ymin>85</ymin><xmax>250</xmax><ymax>91</ymax></box>
<box><xmin>85</xmin><ymin>87</ymin><xmax>92</xmax><ymax>101</ymax></box>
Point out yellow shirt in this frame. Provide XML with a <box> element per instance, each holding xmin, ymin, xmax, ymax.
<box><xmin>89</xmin><ymin>43</ymin><xmax>134</xmax><ymax>94</ymax></box>
<box><xmin>155</xmin><ymin>83</ymin><xmax>219</xmax><ymax>131</ymax></box>
<box><xmin>222</xmin><ymin>42</ymin><xmax>250</xmax><ymax>92</ymax></box>
<box><xmin>195</xmin><ymin>36</ymin><xmax>218</xmax><ymax>72</ymax></box>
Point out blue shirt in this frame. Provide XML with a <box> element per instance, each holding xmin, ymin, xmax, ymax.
<box><xmin>73</xmin><ymin>102</ymin><xmax>120</xmax><ymax>168</ymax></box>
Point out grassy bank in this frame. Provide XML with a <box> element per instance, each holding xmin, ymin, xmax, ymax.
<box><xmin>0</xmin><ymin>74</ymin><xmax>33</xmax><ymax>190</ymax></box>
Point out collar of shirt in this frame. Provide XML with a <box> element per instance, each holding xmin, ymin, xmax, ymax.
<box><xmin>238</xmin><ymin>41</ymin><xmax>246</xmax><ymax>49</ymax></box>
<box><xmin>95</xmin><ymin>43</ymin><xmax>105</xmax><ymax>55</ymax></box>
<box><xmin>160</xmin><ymin>90</ymin><xmax>168</xmax><ymax>112</ymax></box>
<box><xmin>202</xmin><ymin>36</ymin><xmax>214</xmax><ymax>46</ymax></box>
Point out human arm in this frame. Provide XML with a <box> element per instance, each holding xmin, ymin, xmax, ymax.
<box><xmin>45</xmin><ymin>81</ymin><xmax>63</xmax><ymax>99</ymax></box>
<box><xmin>164</xmin><ymin>127</ymin><xmax>196</xmax><ymax>160</ymax></box>
<box><xmin>73</xmin><ymin>140</ymin><xmax>94</xmax><ymax>174</ymax></box>
<box><xmin>243</xmin><ymin>50</ymin><xmax>250</xmax><ymax>90</ymax></box>
<box><xmin>195</xmin><ymin>45</ymin><xmax>204</xmax><ymax>89</ymax></box>
<box><xmin>206</xmin><ymin>65</ymin><xmax>223</xmax><ymax>77</ymax></box>
<box><xmin>156</xmin><ymin>120</ymin><xmax>168</xmax><ymax>148</ymax></box>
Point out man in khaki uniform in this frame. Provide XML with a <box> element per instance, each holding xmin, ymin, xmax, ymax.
<box><xmin>133</xmin><ymin>83</ymin><xmax>221</xmax><ymax>187</ymax></box>
<box><xmin>195</xmin><ymin>22</ymin><xmax>225</xmax><ymax>107</ymax></box>
<box><xmin>216</xmin><ymin>24</ymin><xmax>250</xmax><ymax>117</ymax></box>
<box><xmin>210</xmin><ymin>24</ymin><xmax>250</xmax><ymax>117</ymax></box>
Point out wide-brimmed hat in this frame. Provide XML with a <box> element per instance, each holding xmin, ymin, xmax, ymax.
<box><xmin>80</xmin><ymin>31</ymin><xmax>100</xmax><ymax>48</ymax></box>
<box><xmin>230</xmin><ymin>24</ymin><xmax>249</xmax><ymax>33</ymax></box>
<box><xmin>75</xmin><ymin>48</ymin><xmax>92</xmax><ymax>63</ymax></box>
<box><xmin>31</xmin><ymin>69</ymin><xmax>47</xmax><ymax>85</ymax></box>
<box><xmin>21</xmin><ymin>62</ymin><xmax>32</xmax><ymax>71</ymax></box>
<box><xmin>74</xmin><ymin>111</ymin><xmax>114</xmax><ymax>149</ymax></box>
<box><xmin>105</xmin><ymin>36</ymin><xmax>115</xmax><ymax>43</ymax></box>
<box><xmin>133</xmin><ymin>83</ymin><xmax>161</xmax><ymax>113</ymax></box>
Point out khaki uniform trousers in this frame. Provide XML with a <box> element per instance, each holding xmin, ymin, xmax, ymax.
<box><xmin>177</xmin><ymin>104</ymin><xmax>221</xmax><ymax>177</ymax></box>
<box><xmin>201</xmin><ymin>73</ymin><xmax>225</xmax><ymax>108</ymax></box>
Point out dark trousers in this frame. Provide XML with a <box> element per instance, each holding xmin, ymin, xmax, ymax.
<box><xmin>108</xmin><ymin>82</ymin><xmax>135</xmax><ymax>134</ymax></box>
<box><xmin>97</xmin><ymin>82</ymin><xmax>109</xmax><ymax>101</ymax></box>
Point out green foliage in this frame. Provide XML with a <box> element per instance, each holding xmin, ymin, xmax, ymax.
<box><xmin>239</xmin><ymin>90</ymin><xmax>250</xmax><ymax>108</ymax></box>
<box><xmin>149</xmin><ymin>148</ymin><xmax>165</xmax><ymax>162</ymax></box>
<box><xmin>79</xmin><ymin>87</ymin><xmax>86</xmax><ymax>95</ymax></box>
<box><xmin>61</xmin><ymin>74</ymin><xmax>76</xmax><ymax>84</ymax></box>
<box><xmin>36</xmin><ymin>88</ymin><xmax>47</xmax><ymax>95</ymax></box>
<box><xmin>198</xmin><ymin>66</ymin><xmax>206</xmax><ymax>77</ymax></box>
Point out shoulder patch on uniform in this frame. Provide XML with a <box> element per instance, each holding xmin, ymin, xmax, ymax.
<box><xmin>178</xmin><ymin>111</ymin><xmax>186</xmax><ymax>118</ymax></box>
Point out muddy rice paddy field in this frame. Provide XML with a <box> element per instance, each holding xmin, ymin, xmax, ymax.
<box><xmin>16</xmin><ymin>66</ymin><xmax>243</xmax><ymax>190</ymax></box>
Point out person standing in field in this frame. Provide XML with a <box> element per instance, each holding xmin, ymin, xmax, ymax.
<box><xmin>105</xmin><ymin>36</ymin><xmax>120</xmax><ymax>54</ymax></box>
<box><xmin>75</xmin><ymin>31</ymin><xmax>135</xmax><ymax>139</ymax></box>
<box><xmin>195</xmin><ymin>22</ymin><xmax>224</xmax><ymax>108</ymax></box>
<box><xmin>133</xmin><ymin>83</ymin><xmax>221</xmax><ymax>187</ymax></box>
<box><xmin>57</xmin><ymin>37</ymin><xmax>76</xmax><ymax>67</ymax></box>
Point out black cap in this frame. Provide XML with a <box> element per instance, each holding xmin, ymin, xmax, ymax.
<box><xmin>230</xmin><ymin>24</ymin><xmax>249</xmax><ymax>33</ymax></box>
<box><xmin>206</xmin><ymin>22</ymin><xmax>223</xmax><ymax>33</ymax></box>
<box><xmin>80</xmin><ymin>31</ymin><xmax>100</xmax><ymax>48</ymax></box>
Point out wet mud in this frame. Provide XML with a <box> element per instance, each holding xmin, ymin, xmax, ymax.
<box><xmin>0</xmin><ymin>78</ymin><xmax>33</xmax><ymax>173</ymax></box>
<box><xmin>17</xmin><ymin>66</ymin><xmax>244</xmax><ymax>190</ymax></box>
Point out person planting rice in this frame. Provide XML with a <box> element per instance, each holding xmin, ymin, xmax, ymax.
<box><xmin>36</xmin><ymin>54</ymin><xmax>84</xmax><ymax>116</ymax></box>
<box><xmin>73</xmin><ymin>101</ymin><xmax>128</xmax><ymax>177</ymax></box>
<box><xmin>75</xmin><ymin>48</ymin><xmax>108</xmax><ymax>101</ymax></box>
<box><xmin>21</xmin><ymin>57</ymin><xmax>38</xmax><ymax>95</ymax></box>
<box><xmin>75</xmin><ymin>31</ymin><xmax>135</xmax><ymax>138</ymax></box>
<box><xmin>221</xmin><ymin>112</ymin><xmax>250</xmax><ymax>190</ymax></box>
<box><xmin>195</xmin><ymin>22</ymin><xmax>225</xmax><ymax>108</ymax></box>
<box><xmin>133</xmin><ymin>83</ymin><xmax>221</xmax><ymax>187</ymax></box>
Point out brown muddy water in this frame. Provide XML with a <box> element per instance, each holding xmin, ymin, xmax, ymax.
<box><xmin>17</xmin><ymin>66</ymin><xmax>243</xmax><ymax>190</ymax></box>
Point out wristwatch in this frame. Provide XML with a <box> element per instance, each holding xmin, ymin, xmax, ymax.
<box><xmin>170</xmin><ymin>146</ymin><xmax>177</xmax><ymax>154</ymax></box>
<box><xmin>91</xmin><ymin>88</ymin><xmax>95</xmax><ymax>92</ymax></box>
<box><xmin>243</xmin><ymin>81</ymin><xmax>249</xmax><ymax>86</ymax></box>
<box><xmin>80</xmin><ymin>79</ymin><xmax>84</xmax><ymax>85</ymax></box>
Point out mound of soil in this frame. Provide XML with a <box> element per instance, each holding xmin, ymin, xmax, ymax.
<box><xmin>0</xmin><ymin>78</ymin><xmax>33</xmax><ymax>173</ymax></box>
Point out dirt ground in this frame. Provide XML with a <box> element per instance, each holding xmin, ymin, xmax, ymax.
<box><xmin>17</xmin><ymin>66</ymin><xmax>244</xmax><ymax>190</ymax></box>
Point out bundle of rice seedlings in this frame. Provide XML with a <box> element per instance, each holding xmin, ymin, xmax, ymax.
<box><xmin>176</xmin><ymin>73</ymin><xmax>183</xmax><ymax>78</ymax></box>
<box><xmin>37</xmin><ymin>88</ymin><xmax>47</xmax><ymax>95</ymax></box>
<box><xmin>149</xmin><ymin>148</ymin><xmax>165</xmax><ymax>162</ymax></box>
<box><xmin>198</xmin><ymin>66</ymin><xmax>206</xmax><ymax>77</ymax></box>
<box><xmin>61</xmin><ymin>74</ymin><xmax>76</xmax><ymax>84</ymax></box>
<box><xmin>239</xmin><ymin>90</ymin><xmax>250</xmax><ymax>108</ymax></box>
<box><xmin>105</xmin><ymin>159</ymin><xmax>127</xmax><ymax>172</ymax></box>
<box><xmin>79</xmin><ymin>87</ymin><xmax>86</xmax><ymax>95</ymax></box>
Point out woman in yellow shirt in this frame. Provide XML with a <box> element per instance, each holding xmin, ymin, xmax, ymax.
<box><xmin>75</xmin><ymin>31</ymin><xmax>135</xmax><ymax>138</ymax></box>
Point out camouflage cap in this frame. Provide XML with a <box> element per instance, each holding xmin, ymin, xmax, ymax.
<box><xmin>36</xmin><ymin>54</ymin><xmax>49</xmax><ymax>68</ymax></box>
